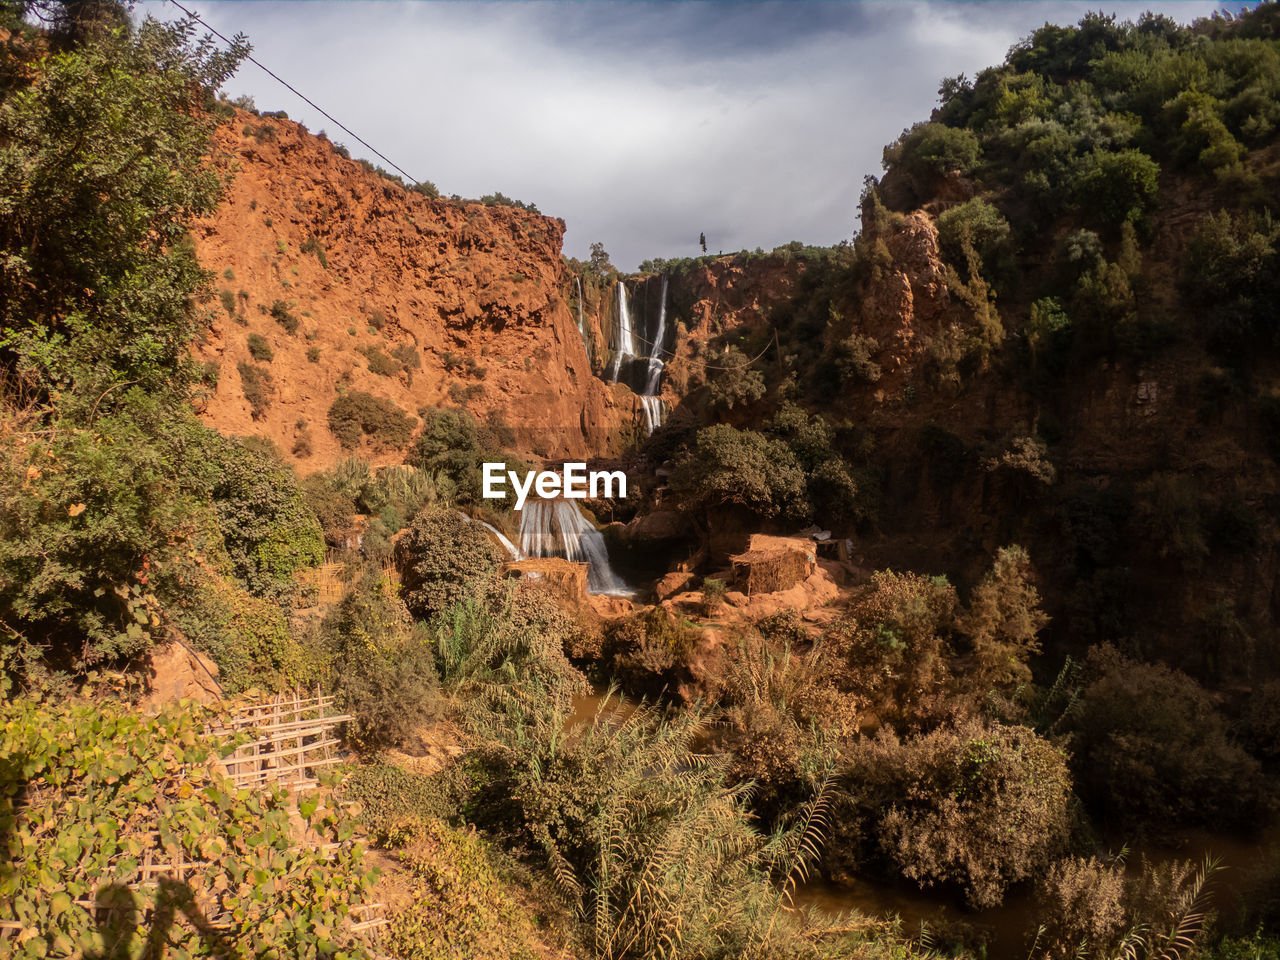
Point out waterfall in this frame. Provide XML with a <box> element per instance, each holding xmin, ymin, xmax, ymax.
<box><xmin>644</xmin><ymin>274</ymin><xmax>667</xmax><ymax>395</ymax></box>
<box><xmin>636</xmin><ymin>274</ymin><xmax>668</xmax><ymax>434</ymax></box>
<box><xmin>518</xmin><ymin>499</ymin><xmax>630</xmax><ymax>595</ymax></box>
<box><xmin>575</xmin><ymin>277</ymin><xmax>585</xmax><ymax>335</ymax></box>
<box><xmin>639</xmin><ymin>395</ymin><xmax>664</xmax><ymax>434</ymax></box>
<box><xmin>479</xmin><ymin>520</ymin><xmax>523</xmax><ymax>561</ymax></box>
<box><xmin>609</xmin><ymin>281</ymin><xmax>635</xmax><ymax>382</ymax></box>
<box><xmin>454</xmin><ymin>510</ymin><xmax>523</xmax><ymax>561</ymax></box>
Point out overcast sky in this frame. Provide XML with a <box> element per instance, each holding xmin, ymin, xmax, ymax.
<box><xmin>144</xmin><ymin>1</ymin><xmax>1245</xmax><ymax>271</ymax></box>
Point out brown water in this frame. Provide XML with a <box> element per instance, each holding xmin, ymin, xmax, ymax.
<box><xmin>794</xmin><ymin>825</ymin><xmax>1280</xmax><ymax>960</ymax></box>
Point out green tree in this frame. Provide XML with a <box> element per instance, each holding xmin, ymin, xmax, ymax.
<box><xmin>0</xmin><ymin>14</ymin><xmax>248</xmax><ymax>410</ymax></box>
<box><xmin>671</xmin><ymin>424</ymin><xmax>807</xmax><ymax>520</ymax></box>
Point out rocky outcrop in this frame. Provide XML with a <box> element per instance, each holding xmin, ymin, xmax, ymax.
<box><xmin>140</xmin><ymin>641</ymin><xmax>222</xmax><ymax>711</ymax></box>
<box><xmin>193</xmin><ymin>112</ymin><xmax>634</xmax><ymax>469</ymax></box>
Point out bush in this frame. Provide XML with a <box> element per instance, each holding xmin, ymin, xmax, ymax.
<box><xmin>601</xmin><ymin>606</ymin><xmax>702</xmax><ymax>692</ymax></box>
<box><xmin>706</xmin><ymin>345</ymin><xmax>766</xmax><ymax>410</ymax></box>
<box><xmin>237</xmin><ymin>361</ymin><xmax>273</xmax><ymax>420</ymax></box>
<box><xmin>1073</xmin><ymin>148</ymin><xmax>1160</xmax><ymax>224</ymax></box>
<box><xmin>671</xmin><ymin>424</ymin><xmax>807</xmax><ymax>520</ymax></box>
<box><xmin>342</xmin><ymin>763</ymin><xmax>466</xmax><ymax>839</ymax></box>
<box><xmin>323</xmin><ymin>570</ymin><xmax>439</xmax><ymax>750</ymax></box>
<box><xmin>269</xmin><ymin>298</ymin><xmax>299</xmax><ymax>334</ymax></box>
<box><xmin>383</xmin><ymin>819</ymin><xmax>543</xmax><ymax>960</ymax></box>
<box><xmin>842</xmin><ymin>719</ymin><xmax>1073</xmax><ymax>908</ymax></box>
<box><xmin>835</xmin><ymin>332</ymin><xmax>882</xmax><ymax>384</ymax></box>
<box><xmin>936</xmin><ymin>198</ymin><xmax>1012</xmax><ymax>284</ymax></box>
<box><xmin>430</xmin><ymin>582</ymin><xmax>589</xmax><ymax>704</ymax></box>
<box><xmin>1066</xmin><ymin>644</ymin><xmax>1263</xmax><ymax>827</ymax></box>
<box><xmin>1180</xmin><ymin>210</ymin><xmax>1279</xmax><ymax>352</ymax></box>
<box><xmin>208</xmin><ymin>435</ymin><xmax>325</xmax><ymax>599</ymax></box>
<box><xmin>406</xmin><ymin>406</ymin><xmax>523</xmax><ymax>505</ymax></box>
<box><xmin>395</xmin><ymin>508</ymin><xmax>504</xmax><ymax>620</ymax></box>
<box><xmin>246</xmin><ymin>331</ymin><xmax>273</xmax><ymax>362</ymax></box>
<box><xmin>957</xmin><ymin>544</ymin><xmax>1047</xmax><ymax>695</ymax></box>
<box><xmin>306</xmin><ymin>345</ymin><xmax>321</xmax><ymax>363</ymax></box>
<box><xmin>829</xmin><ymin>570</ymin><xmax>958</xmax><ymax>722</ymax></box>
<box><xmin>299</xmin><ymin>234</ymin><xmax>328</xmax><ymax>268</ymax></box>
<box><xmin>0</xmin><ymin>397</ymin><xmax>206</xmax><ymax>669</ymax></box>
<box><xmin>168</xmin><ymin>564</ymin><xmax>296</xmax><ymax>693</ymax></box>
<box><xmin>360</xmin><ymin>344</ymin><xmax>399</xmax><ymax>377</ymax></box>
<box><xmin>327</xmin><ymin>391</ymin><xmax>416</xmax><ymax>451</ymax></box>
<box><xmin>883</xmin><ymin>121</ymin><xmax>982</xmax><ymax>189</ymax></box>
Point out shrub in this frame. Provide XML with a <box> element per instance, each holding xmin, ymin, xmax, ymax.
<box><xmin>269</xmin><ymin>298</ymin><xmax>299</xmax><ymax>334</ymax></box>
<box><xmin>0</xmin><ymin>397</ymin><xmax>206</xmax><ymax>669</ymax></box>
<box><xmin>246</xmin><ymin>331</ymin><xmax>273</xmax><ymax>362</ymax></box>
<box><xmin>322</xmin><ymin>570</ymin><xmax>439</xmax><ymax>750</ymax></box>
<box><xmin>342</xmin><ymin>763</ymin><xmax>466</xmax><ymax>839</ymax></box>
<box><xmin>883</xmin><ymin>121</ymin><xmax>982</xmax><ymax>189</ymax></box>
<box><xmin>828</xmin><ymin>570</ymin><xmax>958</xmax><ymax>723</ymax></box>
<box><xmin>301</xmin><ymin>472</ymin><xmax>359</xmax><ymax>550</ymax></box>
<box><xmin>361</xmin><ymin>344</ymin><xmax>399</xmax><ymax>377</ymax></box>
<box><xmin>219</xmin><ymin>288</ymin><xmax>236</xmax><ymax>316</ymax></box>
<box><xmin>957</xmin><ymin>545</ymin><xmax>1048</xmax><ymax>695</ymax></box>
<box><xmin>299</xmin><ymin>234</ymin><xmax>328</xmax><ymax>268</ymax></box>
<box><xmin>1073</xmin><ymin>148</ymin><xmax>1160</xmax><ymax>224</ymax></box>
<box><xmin>410</xmin><ymin>180</ymin><xmax>440</xmax><ymax>198</ymax></box>
<box><xmin>479</xmin><ymin>191</ymin><xmax>539</xmax><ymax>213</ymax></box>
<box><xmin>236</xmin><ymin>361</ymin><xmax>273</xmax><ymax>419</ymax></box>
<box><xmin>383</xmin><ymin>819</ymin><xmax>543</xmax><ymax>960</ymax></box>
<box><xmin>936</xmin><ymin>198</ymin><xmax>1013</xmax><ymax>285</ymax></box>
<box><xmin>167</xmin><ymin>564</ymin><xmax>295</xmax><ymax>693</ymax></box>
<box><xmin>1180</xmin><ymin>210</ymin><xmax>1279</xmax><ymax>352</ymax></box>
<box><xmin>306</xmin><ymin>345</ymin><xmax>321</xmax><ymax>363</ymax></box>
<box><xmin>208</xmin><ymin>435</ymin><xmax>324</xmax><ymax>599</ymax></box>
<box><xmin>835</xmin><ymin>332</ymin><xmax>882</xmax><ymax>383</ymax></box>
<box><xmin>601</xmin><ymin>606</ymin><xmax>702</xmax><ymax>692</ymax></box>
<box><xmin>430</xmin><ymin>582</ymin><xmax>588</xmax><ymax>702</ymax></box>
<box><xmin>1066</xmin><ymin>644</ymin><xmax>1263</xmax><ymax>828</ymax></box>
<box><xmin>707</xmin><ymin>345</ymin><xmax>766</xmax><ymax>410</ymax></box>
<box><xmin>671</xmin><ymin>424</ymin><xmax>807</xmax><ymax>520</ymax></box>
<box><xmin>395</xmin><ymin>508</ymin><xmax>504</xmax><ymax>620</ymax></box>
<box><xmin>406</xmin><ymin>406</ymin><xmax>523</xmax><ymax>505</ymax></box>
<box><xmin>327</xmin><ymin>391</ymin><xmax>416</xmax><ymax>451</ymax></box>
<box><xmin>842</xmin><ymin>719</ymin><xmax>1073</xmax><ymax>908</ymax></box>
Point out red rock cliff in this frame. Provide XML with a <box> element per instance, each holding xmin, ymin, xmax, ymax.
<box><xmin>192</xmin><ymin>113</ymin><xmax>635</xmax><ymax>469</ymax></box>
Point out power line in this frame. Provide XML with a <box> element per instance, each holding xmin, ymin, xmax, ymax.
<box><xmin>165</xmin><ymin>0</ymin><xmax>420</xmax><ymax>184</ymax></box>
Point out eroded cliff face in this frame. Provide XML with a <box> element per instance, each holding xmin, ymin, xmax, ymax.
<box><xmin>192</xmin><ymin>112</ymin><xmax>634</xmax><ymax>469</ymax></box>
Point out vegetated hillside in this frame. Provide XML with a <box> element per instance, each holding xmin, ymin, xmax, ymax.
<box><xmin>627</xmin><ymin>4</ymin><xmax>1280</xmax><ymax>683</ymax></box>
<box><xmin>192</xmin><ymin>112</ymin><xmax>635</xmax><ymax>467</ymax></box>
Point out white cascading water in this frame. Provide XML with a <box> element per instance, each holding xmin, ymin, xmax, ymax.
<box><xmin>479</xmin><ymin>521</ymin><xmax>524</xmax><ymax>561</ymax></box>
<box><xmin>644</xmin><ymin>274</ymin><xmax>667</xmax><ymax>395</ymax></box>
<box><xmin>637</xmin><ymin>274</ymin><xmax>667</xmax><ymax>433</ymax></box>
<box><xmin>518</xmin><ymin>499</ymin><xmax>630</xmax><ymax>595</ymax></box>
<box><xmin>639</xmin><ymin>395</ymin><xmax>664</xmax><ymax>434</ymax></box>
<box><xmin>454</xmin><ymin>510</ymin><xmax>524</xmax><ymax>561</ymax></box>
<box><xmin>609</xmin><ymin>281</ymin><xmax>635</xmax><ymax>382</ymax></box>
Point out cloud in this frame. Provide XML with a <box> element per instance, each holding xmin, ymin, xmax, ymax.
<box><xmin>146</xmin><ymin>0</ymin><xmax>1232</xmax><ymax>270</ymax></box>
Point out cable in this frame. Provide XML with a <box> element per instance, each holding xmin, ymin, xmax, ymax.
<box><xmin>165</xmin><ymin>0</ymin><xmax>420</xmax><ymax>184</ymax></box>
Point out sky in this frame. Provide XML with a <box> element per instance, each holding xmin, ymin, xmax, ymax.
<box><xmin>144</xmin><ymin>1</ymin><xmax>1247</xmax><ymax>271</ymax></box>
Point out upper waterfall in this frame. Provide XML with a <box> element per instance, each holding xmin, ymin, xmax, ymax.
<box><xmin>609</xmin><ymin>281</ymin><xmax>635</xmax><ymax>382</ymax></box>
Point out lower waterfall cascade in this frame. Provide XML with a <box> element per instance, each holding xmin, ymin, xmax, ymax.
<box><xmin>517</xmin><ymin>498</ymin><xmax>631</xmax><ymax>595</ymax></box>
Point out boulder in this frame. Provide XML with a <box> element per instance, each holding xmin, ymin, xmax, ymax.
<box><xmin>141</xmin><ymin>641</ymin><xmax>222</xmax><ymax>711</ymax></box>
<box><xmin>624</xmin><ymin>509</ymin><xmax>685</xmax><ymax>543</ymax></box>
<box><xmin>653</xmin><ymin>571</ymin><xmax>695</xmax><ymax>601</ymax></box>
